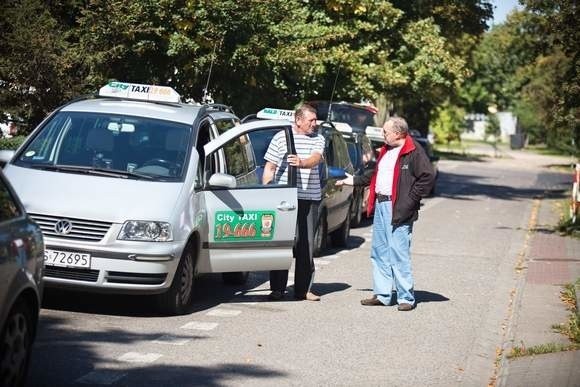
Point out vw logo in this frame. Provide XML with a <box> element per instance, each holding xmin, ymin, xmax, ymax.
<box><xmin>54</xmin><ymin>219</ymin><xmax>73</xmax><ymax>235</ymax></box>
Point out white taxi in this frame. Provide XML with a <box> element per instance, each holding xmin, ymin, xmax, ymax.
<box><xmin>0</xmin><ymin>82</ymin><xmax>298</xmax><ymax>315</ymax></box>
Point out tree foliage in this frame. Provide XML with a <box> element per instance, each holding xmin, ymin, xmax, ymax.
<box><xmin>430</xmin><ymin>100</ymin><xmax>465</xmax><ymax>144</ymax></box>
<box><xmin>0</xmin><ymin>0</ymin><xmax>493</xmax><ymax>133</ymax></box>
<box><xmin>461</xmin><ymin>1</ymin><xmax>579</xmax><ymax>155</ymax></box>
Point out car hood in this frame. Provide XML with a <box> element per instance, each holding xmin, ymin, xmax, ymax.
<box><xmin>4</xmin><ymin>165</ymin><xmax>184</xmax><ymax>223</ymax></box>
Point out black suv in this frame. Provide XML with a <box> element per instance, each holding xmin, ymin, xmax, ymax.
<box><xmin>307</xmin><ymin>101</ymin><xmax>377</xmax><ymax>133</ymax></box>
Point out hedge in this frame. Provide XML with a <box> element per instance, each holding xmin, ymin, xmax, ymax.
<box><xmin>0</xmin><ymin>136</ymin><xmax>26</xmax><ymax>150</ymax></box>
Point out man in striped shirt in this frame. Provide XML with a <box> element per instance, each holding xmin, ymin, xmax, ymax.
<box><xmin>262</xmin><ymin>104</ymin><xmax>325</xmax><ymax>301</ymax></box>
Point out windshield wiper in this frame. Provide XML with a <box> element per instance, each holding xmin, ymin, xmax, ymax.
<box><xmin>29</xmin><ymin>164</ymin><xmax>154</xmax><ymax>180</ymax></box>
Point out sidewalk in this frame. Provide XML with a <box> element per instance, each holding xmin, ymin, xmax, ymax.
<box><xmin>497</xmin><ymin>177</ymin><xmax>580</xmax><ymax>386</ymax></box>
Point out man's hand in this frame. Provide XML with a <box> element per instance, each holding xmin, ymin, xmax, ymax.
<box><xmin>287</xmin><ymin>154</ymin><xmax>301</xmax><ymax>167</ymax></box>
<box><xmin>335</xmin><ymin>173</ymin><xmax>354</xmax><ymax>186</ymax></box>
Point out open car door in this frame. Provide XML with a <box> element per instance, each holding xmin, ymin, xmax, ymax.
<box><xmin>202</xmin><ymin>120</ymin><xmax>298</xmax><ymax>273</ymax></box>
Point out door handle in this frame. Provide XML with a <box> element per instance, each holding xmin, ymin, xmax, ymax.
<box><xmin>277</xmin><ymin>201</ymin><xmax>296</xmax><ymax>211</ymax></box>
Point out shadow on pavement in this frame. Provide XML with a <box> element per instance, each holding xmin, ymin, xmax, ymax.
<box><xmin>435</xmin><ymin>169</ymin><xmax>568</xmax><ymax>202</ymax></box>
<box><xmin>42</xmin><ymin>272</ymin><xmax>265</xmax><ymax>317</ymax></box>
<box><xmin>28</xmin><ymin>313</ymin><xmax>286</xmax><ymax>386</ymax></box>
<box><xmin>415</xmin><ymin>290</ymin><xmax>449</xmax><ymax>304</ymax></box>
<box><xmin>310</xmin><ymin>282</ymin><xmax>351</xmax><ymax>297</ymax></box>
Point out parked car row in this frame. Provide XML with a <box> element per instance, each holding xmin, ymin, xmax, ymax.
<box><xmin>1</xmin><ymin>82</ymin><xmax>306</xmax><ymax>317</ymax></box>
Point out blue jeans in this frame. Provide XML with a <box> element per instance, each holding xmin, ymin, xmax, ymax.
<box><xmin>371</xmin><ymin>200</ymin><xmax>414</xmax><ymax>306</ymax></box>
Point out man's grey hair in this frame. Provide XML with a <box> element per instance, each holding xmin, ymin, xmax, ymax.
<box><xmin>295</xmin><ymin>104</ymin><xmax>317</xmax><ymax>122</ymax></box>
<box><xmin>384</xmin><ymin>116</ymin><xmax>409</xmax><ymax>134</ymax></box>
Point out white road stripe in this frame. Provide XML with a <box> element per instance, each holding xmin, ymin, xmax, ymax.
<box><xmin>153</xmin><ymin>335</ymin><xmax>191</xmax><ymax>345</ymax></box>
<box><xmin>76</xmin><ymin>370</ymin><xmax>127</xmax><ymax>385</ymax></box>
<box><xmin>118</xmin><ymin>352</ymin><xmax>162</xmax><ymax>363</ymax></box>
<box><xmin>180</xmin><ymin>321</ymin><xmax>219</xmax><ymax>331</ymax></box>
<box><xmin>206</xmin><ymin>309</ymin><xmax>242</xmax><ymax>317</ymax></box>
<box><xmin>315</xmin><ymin>260</ymin><xmax>331</xmax><ymax>265</ymax></box>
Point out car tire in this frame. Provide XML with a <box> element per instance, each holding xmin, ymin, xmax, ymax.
<box><xmin>313</xmin><ymin>213</ymin><xmax>327</xmax><ymax>257</ymax></box>
<box><xmin>332</xmin><ymin>209</ymin><xmax>351</xmax><ymax>247</ymax></box>
<box><xmin>156</xmin><ymin>244</ymin><xmax>196</xmax><ymax>315</ymax></box>
<box><xmin>0</xmin><ymin>299</ymin><xmax>35</xmax><ymax>387</ymax></box>
<box><xmin>222</xmin><ymin>272</ymin><xmax>249</xmax><ymax>285</ymax></box>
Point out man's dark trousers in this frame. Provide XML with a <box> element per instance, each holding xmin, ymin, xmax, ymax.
<box><xmin>270</xmin><ymin>199</ymin><xmax>319</xmax><ymax>296</ymax></box>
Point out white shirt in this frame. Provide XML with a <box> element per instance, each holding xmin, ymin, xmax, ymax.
<box><xmin>375</xmin><ymin>145</ymin><xmax>402</xmax><ymax>195</ymax></box>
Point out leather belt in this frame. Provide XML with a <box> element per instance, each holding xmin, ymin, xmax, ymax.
<box><xmin>376</xmin><ymin>194</ymin><xmax>392</xmax><ymax>202</ymax></box>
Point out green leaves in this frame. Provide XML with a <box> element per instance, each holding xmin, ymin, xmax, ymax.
<box><xmin>1</xmin><ymin>0</ymin><xmax>493</xmax><ymax>130</ymax></box>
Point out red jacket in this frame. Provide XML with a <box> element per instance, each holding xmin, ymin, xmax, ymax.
<box><xmin>354</xmin><ymin>135</ymin><xmax>435</xmax><ymax>225</ymax></box>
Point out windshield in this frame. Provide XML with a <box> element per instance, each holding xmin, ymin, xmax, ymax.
<box><xmin>15</xmin><ymin>111</ymin><xmax>192</xmax><ymax>181</ymax></box>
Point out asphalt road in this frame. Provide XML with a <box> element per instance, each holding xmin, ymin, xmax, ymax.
<box><xmin>26</xmin><ymin>152</ymin><xmax>571</xmax><ymax>387</ymax></box>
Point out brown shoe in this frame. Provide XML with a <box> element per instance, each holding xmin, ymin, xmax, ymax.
<box><xmin>397</xmin><ymin>303</ymin><xmax>414</xmax><ymax>311</ymax></box>
<box><xmin>295</xmin><ymin>292</ymin><xmax>321</xmax><ymax>301</ymax></box>
<box><xmin>360</xmin><ymin>296</ymin><xmax>384</xmax><ymax>306</ymax></box>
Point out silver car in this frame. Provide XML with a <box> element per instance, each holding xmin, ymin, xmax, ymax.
<box><xmin>1</xmin><ymin>82</ymin><xmax>299</xmax><ymax>315</ymax></box>
<box><xmin>0</xmin><ymin>169</ymin><xmax>44</xmax><ymax>387</ymax></box>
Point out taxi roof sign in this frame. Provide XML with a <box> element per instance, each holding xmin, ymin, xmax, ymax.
<box><xmin>256</xmin><ymin>108</ymin><xmax>295</xmax><ymax>121</ymax></box>
<box><xmin>99</xmin><ymin>82</ymin><xmax>181</xmax><ymax>103</ymax></box>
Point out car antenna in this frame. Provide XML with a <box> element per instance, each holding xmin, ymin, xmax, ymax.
<box><xmin>326</xmin><ymin>60</ymin><xmax>342</xmax><ymax>122</ymax></box>
<box><xmin>202</xmin><ymin>39</ymin><xmax>220</xmax><ymax>105</ymax></box>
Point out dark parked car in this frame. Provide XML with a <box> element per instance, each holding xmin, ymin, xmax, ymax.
<box><xmin>241</xmin><ymin>111</ymin><xmax>354</xmax><ymax>256</ymax></box>
<box><xmin>342</xmin><ymin>132</ymin><xmax>375</xmax><ymax>227</ymax></box>
<box><xmin>307</xmin><ymin>101</ymin><xmax>377</xmax><ymax>133</ymax></box>
<box><xmin>315</xmin><ymin>122</ymin><xmax>355</xmax><ymax>256</ymax></box>
<box><xmin>0</xmin><ymin>170</ymin><xmax>44</xmax><ymax>387</ymax></box>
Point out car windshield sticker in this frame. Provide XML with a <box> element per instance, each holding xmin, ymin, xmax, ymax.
<box><xmin>214</xmin><ymin>210</ymin><xmax>275</xmax><ymax>241</ymax></box>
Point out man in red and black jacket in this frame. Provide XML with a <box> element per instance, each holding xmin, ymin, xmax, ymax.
<box><xmin>337</xmin><ymin>117</ymin><xmax>435</xmax><ymax>311</ymax></box>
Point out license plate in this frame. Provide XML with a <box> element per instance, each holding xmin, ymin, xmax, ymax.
<box><xmin>44</xmin><ymin>249</ymin><xmax>91</xmax><ymax>269</ymax></box>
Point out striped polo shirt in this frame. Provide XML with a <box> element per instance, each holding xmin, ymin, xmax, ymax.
<box><xmin>264</xmin><ymin>129</ymin><xmax>325</xmax><ymax>201</ymax></box>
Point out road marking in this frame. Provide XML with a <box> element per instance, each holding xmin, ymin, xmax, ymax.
<box><xmin>324</xmin><ymin>254</ymin><xmax>339</xmax><ymax>259</ymax></box>
<box><xmin>118</xmin><ymin>352</ymin><xmax>162</xmax><ymax>363</ymax></box>
<box><xmin>316</xmin><ymin>260</ymin><xmax>331</xmax><ymax>265</ymax></box>
<box><xmin>180</xmin><ymin>321</ymin><xmax>219</xmax><ymax>331</ymax></box>
<box><xmin>153</xmin><ymin>335</ymin><xmax>191</xmax><ymax>345</ymax></box>
<box><xmin>76</xmin><ymin>370</ymin><xmax>127</xmax><ymax>385</ymax></box>
<box><xmin>206</xmin><ymin>309</ymin><xmax>242</xmax><ymax>317</ymax></box>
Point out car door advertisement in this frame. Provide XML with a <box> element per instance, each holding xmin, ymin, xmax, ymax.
<box><xmin>214</xmin><ymin>210</ymin><xmax>275</xmax><ymax>241</ymax></box>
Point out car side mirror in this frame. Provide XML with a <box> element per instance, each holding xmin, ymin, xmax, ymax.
<box><xmin>328</xmin><ymin>166</ymin><xmax>347</xmax><ymax>179</ymax></box>
<box><xmin>0</xmin><ymin>150</ymin><xmax>15</xmax><ymax>168</ymax></box>
<box><xmin>208</xmin><ymin>173</ymin><xmax>237</xmax><ymax>189</ymax></box>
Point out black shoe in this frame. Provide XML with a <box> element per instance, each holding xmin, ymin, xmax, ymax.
<box><xmin>360</xmin><ymin>296</ymin><xmax>384</xmax><ymax>306</ymax></box>
<box><xmin>397</xmin><ymin>303</ymin><xmax>414</xmax><ymax>311</ymax></box>
<box><xmin>268</xmin><ymin>290</ymin><xmax>284</xmax><ymax>301</ymax></box>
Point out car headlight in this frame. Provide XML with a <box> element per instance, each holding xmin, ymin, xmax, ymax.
<box><xmin>118</xmin><ymin>221</ymin><xmax>173</xmax><ymax>242</ymax></box>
